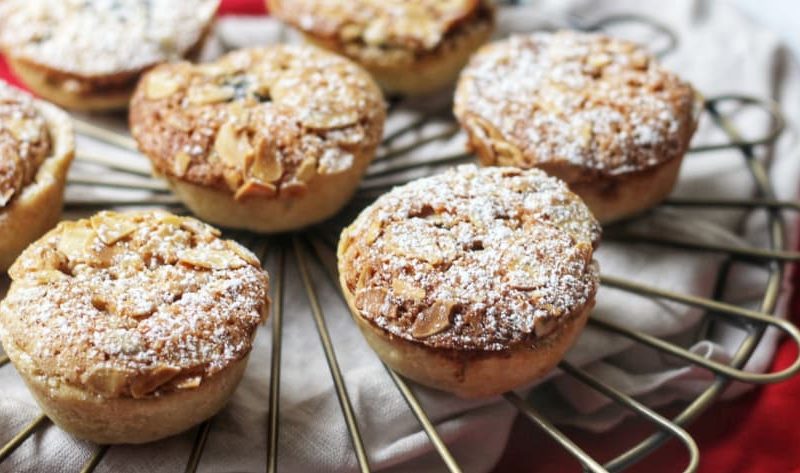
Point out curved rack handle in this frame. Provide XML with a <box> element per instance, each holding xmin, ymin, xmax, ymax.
<box><xmin>574</xmin><ymin>14</ymin><xmax>679</xmax><ymax>58</ymax></box>
<box><xmin>690</xmin><ymin>95</ymin><xmax>786</xmax><ymax>153</ymax></box>
<box><xmin>600</xmin><ymin>275</ymin><xmax>800</xmax><ymax>384</ymax></box>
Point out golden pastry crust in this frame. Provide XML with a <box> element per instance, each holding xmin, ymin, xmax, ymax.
<box><xmin>454</xmin><ymin>31</ymin><xmax>698</xmax><ymax>199</ymax></box>
<box><xmin>0</xmin><ymin>81</ymin><xmax>74</xmax><ymax>271</ymax></box>
<box><xmin>0</xmin><ymin>210</ymin><xmax>269</xmax><ymax>400</ymax></box>
<box><xmin>0</xmin><ymin>0</ymin><xmax>219</xmax><ymax>110</ymax></box>
<box><xmin>269</xmin><ymin>0</ymin><xmax>495</xmax><ymax>96</ymax></box>
<box><xmin>339</xmin><ymin>166</ymin><xmax>599</xmax><ymax>396</ymax></box>
<box><xmin>130</xmin><ymin>45</ymin><xmax>385</xmax><ymax>232</ymax></box>
<box><xmin>340</xmin><ymin>165</ymin><xmax>599</xmax><ymax>349</ymax></box>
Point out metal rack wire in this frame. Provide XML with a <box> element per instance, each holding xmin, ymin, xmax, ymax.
<box><xmin>1</xmin><ymin>13</ymin><xmax>800</xmax><ymax>473</ymax></box>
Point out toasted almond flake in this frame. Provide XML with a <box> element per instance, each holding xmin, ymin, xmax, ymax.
<box><xmin>215</xmin><ymin>121</ymin><xmax>253</xmax><ymax>169</ymax></box>
<box><xmin>493</xmin><ymin>140</ymin><xmax>522</xmax><ymax>166</ymax></box>
<box><xmin>146</xmin><ymin>72</ymin><xmax>182</xmax><ymax>100</ymax></box>
<box><xmin>534</xmin><ymin>317</ymin><xmax>558</xmax><ymax>338</ymax></box>
<box><xmin>392</xmin><ymin>279</ymin><xmax>426</xmax><ymax>302</ymax></box>
<box><xmin>83</xmin><ymin>366</ymin><xmax>129</xmax><ymax>397</ymax></box>
<box><xmin>175</xmin><ymin>376</ymin><xmax>202</xmax><ymax>390</ymax></box>
<box><xmin>295</xmin><ymin>157</ymin><xmax>317</xmax><ymax>182</ymax></box>
<box><xmin>130</xmin><ymin>365</ymin><xmax>181</xmax><ymax>399</ymax></box>
<box><xmin>90</xmin><ymin>213</ymin><xmax>138</xmax><ymax>245</ymax></box>
<box><xmin>172</xmin><ymin>151</ymin><xmax>192</xmax><ymax>177</ymax></box>
<box><xmin>411</xmin><ymin>301</ymin><xmax>454</xmax><ymax>338</ymax></box>
<box><xmin>6</xmin><ymin>117</ymin><xmax>41</xmax><ymax>141</ymax></box>
<box><xmin>30</xmin><ymin>269</ymin><xmax>68</xmax><ymax>283</ymax></box>
<box><xmin>57</xmin><ymin>225</ymin><xmax>97</xmax><ymax>259</ymax></box>
<box><xmin>226</xmin><ymin>240</ymin><xmax>260</xmax><ymax>266</ymax></box>
<box><xmin>179</xmin><ymin>248</ymin><xmax>246</xmax><ymax>270</ymax></box>
<box><xmin>250</xmin><ymin>144</ymin><xmax>283</xmax><ymax>183</ymax></box>
<box><xmin>234</xmin><ymin>179</ymin><xmax>277</xmax><ymax>200</ymax></box>
<box><xmin>355</xmin><ymin>287</ymin><xmax>388</xmax><ymax>318</ymax></box>
<box><xmin>180</xmin><ymin>218</ymin><xmax>222</xmax><ymax>237</ymax></box>
<box><xmin>188</xmin><ymin>84</ymin><xmax>235</xmax><ymax>105</ymax></box>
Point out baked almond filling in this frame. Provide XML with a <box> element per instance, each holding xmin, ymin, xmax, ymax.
<box><xmin>455</xmin><ymin>31</ymin><xmax>698</xmax><ymax>180</ymax></box>
<box><xmin>339</xmin><ymin>165</ymin><xmax>600</xmax><ymax>351</ymax></box>
<box><xmin>130</xmin><ymin>45</ymin><xmax>385</xmax><ymax>200</ymax></box>
<box><xmin>0</xmin><ymin>210</ymin><xmax>269</xmax><ymax>399</ymax></box>
<box><xmin>0</xmin><ymin>83</ymin><xmax>52</xmax><ymax>208</ymax></box>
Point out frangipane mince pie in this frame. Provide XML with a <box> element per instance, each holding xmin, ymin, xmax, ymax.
<box><xmin>338</xmin><ymin>165</ymin><xmax>600</xmax><ymax>398</ymax></box>
<box><xmin>455</xmin><ymin>31</ymin><xmax>700</xmax><ymax>223</ymax></box>
<box><xmin>130</xmin><ymin>45</ymin><xmax>386</xmax><ymax>233</ymax></box>
<box><xmin>0</xmin><ymin>210</ymin><xmax>270</xmax><ymax>444</ymax></box>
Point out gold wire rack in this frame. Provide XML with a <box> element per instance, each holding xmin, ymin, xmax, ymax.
<box><xmin>2</xmin><ymin>13</ymin><xmax>800</xmax><ymax>473</ymax></box>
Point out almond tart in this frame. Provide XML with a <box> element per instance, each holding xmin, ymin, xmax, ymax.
<box><xmin>0</xmin><ymin>0</ymin><xmax>220</xmax><ymax>111</ymax></box>
<box><xmin>455</xmin><ymin>31</ymin><xmax>701</xmax><ymax>223</ymax></box>
<box><xmin>338</xmin><ymin>165</ymin><xmax>600</xmax><ymax>398</ymax></box>
<box><xmin>0</xmin><ymin>210</ymin><xmax>270</xmax><ymax>444</ymax></box>
<box><xmin>0</xmin><ymin>80</ymin><xmax>74</xmax><ymax>272</ymax></box>
<box><xmin>130</xmin><ymin>45</ymin><xmax>386</xmax><ymax>233</ymax></box>
<box><xmin>268</xmin><ymin>0</ymin><xmax>495</xmax><ymax>96</ymax></box>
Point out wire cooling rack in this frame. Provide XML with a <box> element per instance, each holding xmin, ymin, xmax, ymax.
<box><xmin>2</xmin><ymin>12</ymin><xmax>800</xmax><ymax>473</ymax></box>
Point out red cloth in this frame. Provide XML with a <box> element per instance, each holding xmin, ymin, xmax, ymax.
<box><xmin>0</xmin><ymin>1</ymin><xmax>797</xmax><ymax>471</ymax></box>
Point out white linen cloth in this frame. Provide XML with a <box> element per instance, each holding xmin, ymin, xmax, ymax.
<box><xmin>1</xmin><ymin>0</ymin><xmax>799</xmax><ymax>471</ymax></box>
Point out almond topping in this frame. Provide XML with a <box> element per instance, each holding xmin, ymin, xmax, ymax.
<box><xmin>130</xmin><ymin>365</ymin><xmax>181</xmax><ymax>399</ymax></box>
<box><xmin>90</xmin><ymin>213</ymin><xmax>138</xmax><ymax>245</ymax></box>
<box><xmin>411</xmin><ymin>301</ymin><xmax>455</xmax><ymax>338</ymax></box>
<box><xmin>179</xmin><ymin>248</ymin><xmax>246</xmax><ymax>270</ymax></box>
<box><xmin>234</xmin><ymin>179</ymin><xmax>277</xmax><ymax>201</ymax></box>
<box><xmin>0</xmin><ymin>188</ymin><xmax>14</xmax><ymax>207</ymax></box>
<box><xmin>145</xmin><ymin>72</ymin><xmax>182</xmax><ymax>100</ymax></box>
<box><xmin>392</xmin><ymin>279</ymin><xmax>426</xmax><ymax>302</ymax></box>
<box><xmin>215</xmin><ymin>121</ymin><xmax>253</xmax><ymax>169</ymax></box>
<box><xmin>57</xmin><ymin>224</ymin><xmax>97</xmax><ymax>259</ymax></box>
<box><xmin>226</xmin><ymin>240</ymin><xmax>260</xmax><ymax>266</ymax></box>
<box><xmin>83</xmin><ymin>366</ymin><xmax>129</xmax><ymax>397</ymax></box>
<box><xmin>175</xmin><ymin>376</ymin><xmax>202</xmax><ymax>390</ymax></box>
<box><xmin>188</xmin><ymin>84</ymin><xmax>235</xmax><ymax>105</ymax></box>
<box><xmin>355</xmin><ymin>287</ymin><xmax>388</xmax><ymax>318</ymax></box>
<box><xmin>295</xmin><ymin>157</ymin><xmax>317</xmax><ymax>182</ymax></box>
<box><xmin>172</xmin><ymin>151</ymin><xmax>192</xmax><ymax>177</ymax></box>
<box><xmin>250</xmin><ymin>142</ymin><xmax>283</xmax><ymax>183</ymax></box>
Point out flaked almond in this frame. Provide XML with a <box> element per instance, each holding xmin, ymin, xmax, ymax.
<box><xmin>392</xmin><ymin>279</ymin><xmax>426</xmax><ymax>302</ymax></box>
<box><xmin>226</xmin><ymin>240</ymin><xmax>260</xmax><ymax>266</ymax></box>
<box><xmin>250</xmin><ymin>143</ymin><xmax>283</xmax><ymax>183</ymax></box>
<box><xmin>630</xmin><ymin>52</ymin><xmax>649</xmax><ymax>70</ymax></box>
<box><xmin>179</xmin><ymin>248</ymin><xmax>246</xmax><ymax>270</ymax></box>
<box><xmin>580</xmin><ymin>124</ymin><xmax>593</xmax><ymax>146</ymax></box>
<box><xmin>188</xmin><ymin>83</ymin><xmax>235</xmax><ymax>105</ymax></box>
<box><xmin>365</xmin><ymin>219</ymin><xmax>382</xmax><ymax>244</ymax></box>
<box><xmin>493</xmin><ymin>140</ymin><xmax>523</xmax><ymax>166</ymax></box>
<box><xmin>57</xmin><ymin>224</ymin><xmax>97</xmax><ymax>259</ymax></box>
<box><xmin>180</xmin><ymin>217</ymin><xmax>222</xmax><ymax>237</ymax></box>
<box><xmin>295</xmin><ymin>157</ymin><xmax>317</xmax><ymax>182</ymax></box>
<box><xmin>83</xmin><ymin>366</ymin><xmax>129</xmax><ymax>397</ymax></box>
<box><xmin>145</xmin><ymin>72</ymin><xmax>183</xmax><ymax>100</ymax></box>
<box><xmin>411</xmin><ymin>301</ymin><xmax>455</xmax><ymax>338</ymax></box>
<box><xmin>223</xmin><ymin>168</ymin><xmax>244</xmax><ymax>192</ymax></box>
<box><xmin>130</xmin><ymin>365</ymin><xmax>181</xmax><ymax>399</ymax></box>
<box><xmin>234</xmin><ymin>179</ymin><xmax>277</xmax><ymax>201</ymax></box>
<box><xmin>90</xmin><ymin>213</ymin><xmax>138</xmax><ymax>245</ymax></box>
<box><xmin>363</xmin><ymin>18</ymin><xmax>388</xmax><ymax>46</ymax></box>
<box><xmin>31</xmin><ymin>269</ymin><xmax>68</xmax><ymax>283</ymax></box>
<box><xmin>215</xmin><ymin>121</ymin><xmax>253</xmax><ymax>169</ymax></box>
<box><xmin>172</xmin><ymin>151</ymin><xmax>192</xmax><ymax>177</ymax></box>
<box><xmin>303</xmin><ymin>110</ymin><xmax>359</xmax><ymax>130</ymax></box>
<box><xmin>175</xmin><ymin>376</ymin><xmax>202</xmax><ymax>390</ymax></box>
<box><xmin>355</xmin><ymin>287</ymin><xmax>387</xmax><ymax>318</ymax></box>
